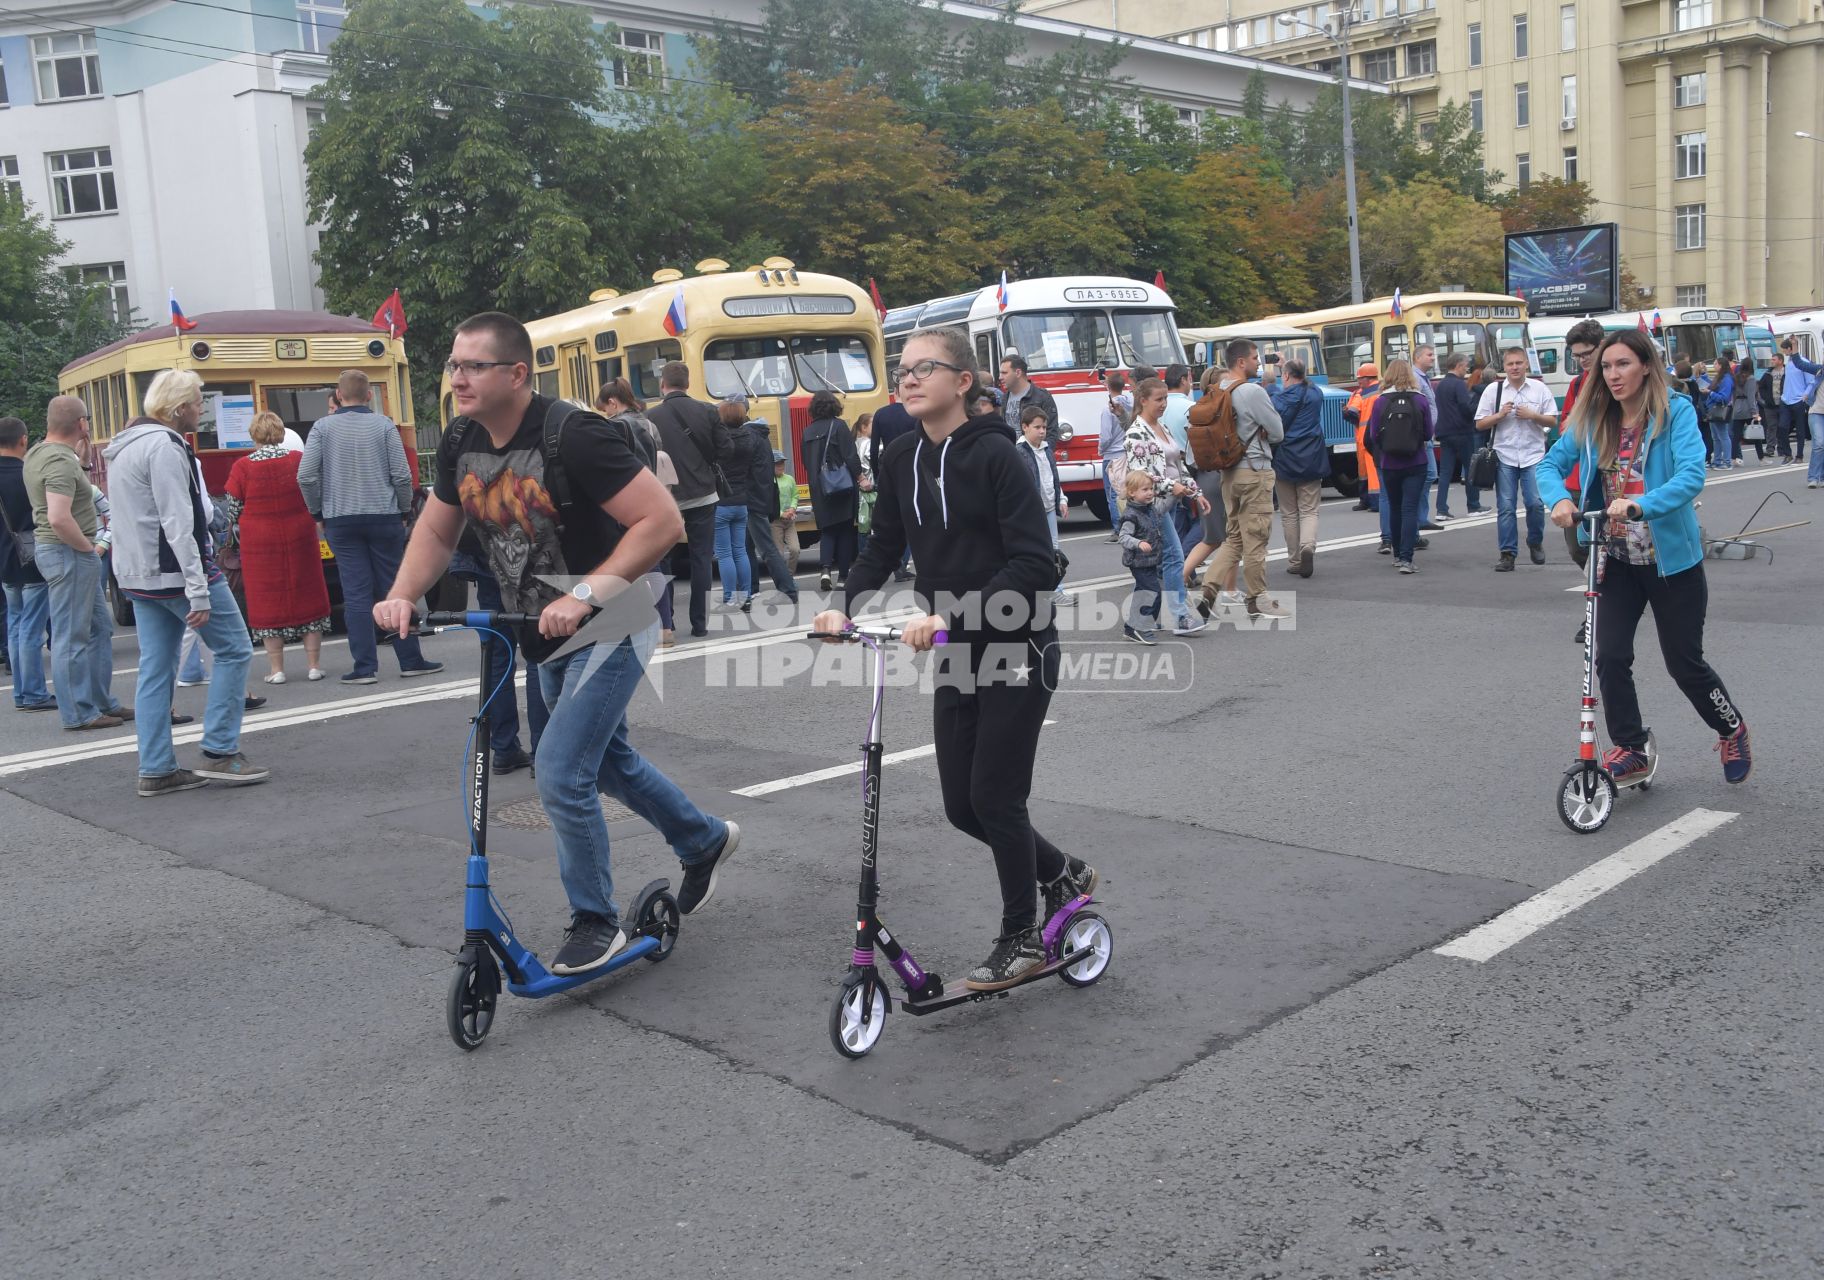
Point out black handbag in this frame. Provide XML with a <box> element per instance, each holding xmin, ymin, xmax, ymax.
<box><xmin>0</xmin><ymin>494</ymin><xmax>34</xmax><ymax>572</ymax></box>
<box><xmin>1469</xmin><ymin>438</ymin><xmax>1500</xmax><ymax>490</ymax></box>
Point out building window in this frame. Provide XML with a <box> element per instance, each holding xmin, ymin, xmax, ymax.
<box><xmin>1361</xmin><ymin>48</ymin><xmax>1397</xmax><ymax>83</ymax></box>
<box><xmin>1468</xmin><ymin>22</ymin><xmax>1482</xmax><ymax>68</ymax></box>
<box><xmin>1309</xmin><ymin>57</ymin><xmax>1340</xmax><ymax>75</ymax></box>
<box><xmin>0</xmin><ymin>155</ymin><xmax>20</xmax><ymax>203</ymax></box>
<box><xmin>1515</xmin><ymin>82</ymin><xmax>1530</xmax><ymax>128</ymax></box>
<box><xmin>1516</xmin><ymin>153</ymin><xmax>1531</xmax><ymax>189</ymax></box>
<box><xmin>1419</xmin><ymin>120</ymin><xmax>1437</xmax><ymax>142</ymax></box>
<box><xmin>1469</xmin><ymin>90</ymin><xmax>1484</xmax><ymax>133</ymax></box>
<box><xmin>297</xmin><ymin>0</ymin><xmax>345</xmax><ymax>55</ymax></box>
<box><xmin>1405</xmin><ymin>41</ymin><xmax>1435</xmax><ymax>77</ymax></box>
<box><xmin>1563</xmin><ymin>147</ymin><xmax>1578</xmax><ymax>181</ymax></box>
<box><xmin>79</xmin><ymin>262</ymin><xmax>130</xmax><ymax>327</ymax></box>
<box><xmin>1675</xmin><ymin>131</ymin><xmax>1707</xmax><ymax>179</ymax></box>
<box><xmin>1560</xmin><ymin>4</ymin><xmax>1576</xmax><ymax>51</ymax></box>
<box><xmin>1674</xmin><ymin>73</ymin><xmax>1707</xmax><ymax>108</ymax></box>
<box><xmin>1674</xmin><ymin>0</ymin><xmax>1713</xmax><ymax>32</ymax></box>
<box><xmin>1253</xmin><ymin>17</ymin><xmax>1270</xmax><ymax>47</ymax></box>
<box><xmin>1513</xmin><ymin>13</ymin><xmax>1529</xmax><ymax>59</ymax></box>
<box><xmin>1676</xmin><ymin>284</ymin><xmax>1707</xmax><ymax>307</ymax></box>
<box><xmin>1675</xmin><ymin>203</ymin><xmax>1706</xmax><ymax>250</ymax></box>
<box><xmin>1561</xmin><ymin>76</ymin><xmax>1577</xmax><ymax>125</ymax></box>
<box><xmin>47</xmin><ymin>148</ymin><xmax>117</xmax><ymax>218</ymax></box>
<box><xmin>0</xmin><ymin>48</ymin><xmax>9</xmax><ymax>108</ymax></box>
<box><xmin>1176</xmin><ymin>106</ymin><xmax>1203</xmax><ymax>134</ymax></box>
<box><xmin>32</xmin><ymin>32</ymin><xmax>103</xmax><ymax>102</ymax></box>
<box><xmin>612</xmin><ymin>29</ymin><xmax>665</xmax><ymax>89</ymax></box>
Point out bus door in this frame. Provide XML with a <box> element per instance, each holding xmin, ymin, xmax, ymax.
<box><xmin>562</xmin><ymin>341</ymin><xmax>592</xmax><ymax>404</ymax></box>
<box><xmin>970</xmin><ymin>326</ymin><xmax>1000</xmax><ymax>376</ymax></box>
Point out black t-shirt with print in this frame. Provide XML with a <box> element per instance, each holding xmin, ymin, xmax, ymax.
<box><xmin>434</xmin><ymin>394</ymin><xmax>646</xmax><ymax>661</ymax></box>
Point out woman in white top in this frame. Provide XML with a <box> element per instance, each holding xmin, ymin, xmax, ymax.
<box><xmin>1123</xmin><ymin>378</ymin><xmax>1209</xmax><ymax>636</ymax></box>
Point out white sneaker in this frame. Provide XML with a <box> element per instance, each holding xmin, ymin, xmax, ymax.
<box><xmin>307</xmin><ymin>667</ymin><xmax>325</xmax><ymax>681</ymax></box>
<box><xmin>263</xmin><ymin>672</ymin><xmax>287</xmax><ymax>685</ymax></box>
<box><xmin>1172</xmin><ymin>615</ymin><xmax>1208</xmax><ymax>636</ymax></box>
<box><xmin>175</xmin><ymin>678</ymin><xmax>206</xmax><ymax>688</ymax></box>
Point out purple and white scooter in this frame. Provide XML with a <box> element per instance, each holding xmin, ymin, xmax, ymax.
<box><xmin>810</xmin><ymin>622</ymin><xmax>1114</xmax><ymax>1059</ymax></box>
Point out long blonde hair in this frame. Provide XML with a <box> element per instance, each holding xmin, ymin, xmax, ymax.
<box><xmin>1566</xmin><ymin>330</ymin><xmax>1671</xmax><ymax>469</ymax></box>
<box><xmin>1380</xmin><ymin>358</ymin><xmax>1417</xmax><ymax>392</ymax></box>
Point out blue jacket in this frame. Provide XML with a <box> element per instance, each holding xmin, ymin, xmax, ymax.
<box><xmin>1269</xmin><ymin>380</ymin><xmax>1327</xmax><ymax>483</ymax></box>
<box><xmin>1704</xmin><ymin>373</ymin><xmax>1733</xmax><ymax>414</ymax></box>
<box><xmin>1787</xmin><ymin>352</ymin><xmax>1821</xmax><ymax>407</ymax></box>
<box><xmin>1538</xmin><ymin>393</ymin><xmax>1707</xmax><ymax>576</ymax></box>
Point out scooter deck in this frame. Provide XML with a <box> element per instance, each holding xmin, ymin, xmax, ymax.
<box><xmin>506</xmin><ymin>934</ymin><xmax>662</xmax><ymax>998</ymax></box>
<box><xmin>895</xmin><ymin>952</ymin><xmax>1089</xmax><ymax>1015</ymax></box>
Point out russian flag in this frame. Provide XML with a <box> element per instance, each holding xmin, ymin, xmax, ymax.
<box><xmin>662</xmin><ymin>284</ymin><xmax>687</xmax><ymax>337</ymax></box>
<box><xmin>996</xmin><ymin>271</ymin><xmax>1009</xmax><ymax>313</ymax></box>
<box><xmin>1389</xmin><ymin>287</ymin><xmax>1403</xmax><ymax>320</ymax></box>
<box><xmin>1651</xmin><ymin>307</ymin><xmax>1662</xmax><ymax>333</ymax></box>
<box><xmin>169</xmin><ymin>288</ymin><xmax>197</xmax><ymax>333</ymax></box>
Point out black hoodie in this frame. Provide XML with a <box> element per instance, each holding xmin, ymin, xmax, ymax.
<box><xmin>844</xmin><ymin>413</ymin><xmax>1056</xmax><ymax>642</ymax></box>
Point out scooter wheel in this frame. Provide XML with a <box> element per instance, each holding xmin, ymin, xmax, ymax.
<box><xmin>829</xmin><ymin>971</ymin><xmax>891</xmax><ymax>1059</ymax></box>
<box><xmin>447</xmin><ymin>945</ymin><xmax>500</xmax><ymax>1051</ymax></box>
<box><xmin>639</xmin><ymin>890</ymin><xmax>681</xmax><ymax>964</ymax></box>
<box><xmin>1058</xmin><ymin>912</ymin><xmax>1114</xmax><ymax>988</ymax></box>
<box><xmin>1557</xmin><ymin>766</ymin><xmax>1616</xmax><ymax>834</ymax></box>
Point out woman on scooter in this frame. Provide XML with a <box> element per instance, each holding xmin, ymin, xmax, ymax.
<box><xmin>813</xmin><ymin>327</ymin><xmax>1096</xmax><ymax>992</ymax></box>
<box><xmin>1539</xmin><ymin>328</ymin><xmax>1752</xmax><ymax>786</ymax></box>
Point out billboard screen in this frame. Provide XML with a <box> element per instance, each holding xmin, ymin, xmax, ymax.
<box><xmin>1504</xmin><ymin>223</ymin><xmax>1619</xmax><ymax>317</ymax></box>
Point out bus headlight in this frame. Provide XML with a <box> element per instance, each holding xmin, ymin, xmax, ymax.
<box><xmin>1058</xmin><ymin>423</ymin><xmax>1075</xmax><ymax>443</ymax></box>
<box><xmin>189</xmin><ymin>341</ymin><xmax>211</xmax><ymax>360</ymax></box>
<box><xmin>367</xmin><ymin>339</ymin><xmax>386</xmax><ymax>358</ymax></box>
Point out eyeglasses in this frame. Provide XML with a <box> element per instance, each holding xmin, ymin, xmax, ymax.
<box><xmin>889</xmin><ymin>358</ymin><xmax>966</xmax><ymax>389</ymax></box>
<box><xmin>1569</xmin><ymin>347</ymin><xmax>1598</xmax><ymax>362</ymax></box>
<box><xmin>444</xmin><ymin>359</ymin><xmax>518</xmax><ymax>378</ymax></box>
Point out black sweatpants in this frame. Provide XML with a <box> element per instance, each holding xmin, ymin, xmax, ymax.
<box><xmin>1596</xmin><ymin>557</ymin><xmax>1744</xmax><ymax>748</ymax></box>
<box><xmin>932</xmin><ymin>634</ymin><xmax>1067</xmax><ymax>934</ymax></box>
<box><xmin>672</xmin><ymin>502</ymin><xmax>717</xmax><ymax>634</ymax></box>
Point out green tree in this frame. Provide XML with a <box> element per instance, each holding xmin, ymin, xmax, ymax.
<box><xmin>1356</xmin><ymin>177</ymin><xmax>1505</xmax><ymax>297</ymax></box>
<box><xmin>0</xmin><ymin>197</ymin><xmax>133</xmax><ymax>428</ymax></box>
<box><xmin>745</xmin><ymin>72</ymin><xmax>990</xmax><ymax>302</ymax></box>
<box><xmin>1495</xmin><ymin>176</ymin><xmax>1595</xmax><ymax>233</ymax></box>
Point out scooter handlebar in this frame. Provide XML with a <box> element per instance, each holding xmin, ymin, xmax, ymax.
<box><xmin>807</xmin><ymin>624</ymin><xmax>948</xmax><ymax>646</ymax></box>
<box><xmin>423</xmin><ymin>610</ymin><xmax>538</xmax><ymax>628</ymax></box>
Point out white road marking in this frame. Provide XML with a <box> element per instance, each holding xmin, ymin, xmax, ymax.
<box><xmin>734</xmin><ymin>720</ymin><xmax>1056</xmax><ymax>798</ymax></box>
<box><xmin>1433</xmin><ymin>806</ymin><xmax>1739</xmax><ymax>963</ymax></box>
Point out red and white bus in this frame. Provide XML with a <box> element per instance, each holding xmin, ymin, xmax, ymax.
<box><xmin>883</xmin><ymin>276</ymin><xmax>1184</xmax><ymax>522</ymax></box>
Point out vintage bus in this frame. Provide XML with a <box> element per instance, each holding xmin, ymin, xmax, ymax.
<box><xmin>883</xmin><ymin>276</ymin><xmax>1183</xmax><ymax>522</ymax></box>
<box><xmin>461</xmin><ymin>259</ymin><xmax>890</xmax><ymax>518</ymax></box>
<box><xmin>1754</xmin><ymin>308</ymin><xmax>1824</xmax><ymax>363</ymax></box>
<box><xmin>60</xmin><ymin>310</ymin><xmax>421</xmax><ymax>624</ymax></box>
<box><xmin>1265</xmin><ymin>292</ymin><xmax>1534</xmax><ymax>390</ymax></box>
<box><xmin>1532</xmin><ymin>309</ymin><xmax>1778</xmax><ymax>405</ymax></box>
<box><xmin>1182</xmin><ymin>321</ymin><xmax>1358</xmax><ymax>494</ymax></box>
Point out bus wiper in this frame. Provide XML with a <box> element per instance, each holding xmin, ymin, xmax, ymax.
<box><xmin>726</xmin><ymin>360</ymin><xmax>755</xmax><ymax>400</ymax></box>
<box><xmin>797</xmin><ymin>354</ymin><xmax>842</xmax><ymax>393</ymax></box>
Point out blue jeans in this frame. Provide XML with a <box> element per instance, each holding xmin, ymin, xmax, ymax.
<box><xmin>1495</xmin><ymin>460</ymin><xmax>1544</xmax><ymax>555</ymax></box>
<box><xmin>746</xmin><ymin>509</ymin><xmax>797</xmax><ymax>597</ymax></box>
<box><xmin>1102</xmin><ymin>464</ymin><xmax>1122</xmax><ymax>526</ymax></box>
<box><xmin>1436</xmin><ymin>436</ymin><xmax>1480</xmax><ymax>514</ymax></box>
<box><xmin>535</xmin><ymin>633</ymin><xmax>727</xmax><ymax>922</ymax></box>
<box><xmin>1709</xmin><ymin>417</ymin><xmax>1732</xmax><ymax>466</ymax></box>
<box><xmin>1809</xmin><ymin>414</ymin><xmax>1824</xmax><ymax>485</ymax></box>
<box><xmin>35</xmin><ymin>541</ymin><xmax>117</xmax><ymax>727</ymax></box>
<box><xmin>1379</xmin><ymin>477</ymin><xmax>1392</xmax><ymax>545</ymax></box>
<box><xmin>130</xmin><ymin>577</ymin><xmax>252</xmax><ymax>777</ymax></box>
<box><xmin>1158</xmin><ymin>505</ymin><xmax>1189</xmax><ymax>625</ymax></box>
<box><xmin>323</xmin><ymin>516</ymin><xmax>426</xmax><ymax>676</ymax></box>
<box><xmin>1382</xmin><ymin>465</ymin><xmax>1425</xmax><ymax>562</ymax></box>
<box><xmin>1421</xmin><ymin>444</ymin><xmax>1439</xmax><ymax>520</ymax></box>
<box><xmin>4</xmin><ymin>581</ymin><xmax>51</xmax><ymax>706</ymax></box>
<box><xmin>712</xmin><ymin>504</ymin><xmax>752</xmax><ymax>602</ymax></box>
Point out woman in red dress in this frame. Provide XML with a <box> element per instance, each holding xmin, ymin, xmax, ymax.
<box><xmin>225</xmin><ymin>413</ymin><xmax>331</xmax><ymax>684</ymax></box>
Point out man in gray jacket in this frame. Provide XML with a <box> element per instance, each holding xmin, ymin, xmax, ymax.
<box><xmin>1199</xmin><ymin>339</ymin><xmax>1288</xmax><ymax>620</ymax></box>
<box><xmin>299</xmin><ymin>369</ymin><xmax>441</xmax><ymax>684</ymax></box>
<box><xmin>104</xmin><ymin>370</ymin><xmax>268</xmax><ymax>797</ymax></box>
<box><xmin>644</xmin><ymin>362</ymin><xmax>722</xmax><ymax>639</ymax></box>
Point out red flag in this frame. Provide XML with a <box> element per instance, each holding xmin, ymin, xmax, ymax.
<box><xmin>868</xmin><ymin>277</ymin><xmax>887</xmax><ymax>322</ymax></box>
<box><xmin>1738</xmin><ymin>304</ymin><xmax>1748</xmax><ymax>324</ymax></box>
<box><xmin>1153</xmin><ymin>270</ymin><xmax>1167</xmax><ymax>291</ymax></box>
<box><xmin>372</xmin><ymin>289</ymin><xmax>408</xmax><ymax>338</ymax></box>
<box><xmin>1637</xmin><ymin>312</ymin><xmax>1649</xmax><ymax>332</ymax></box>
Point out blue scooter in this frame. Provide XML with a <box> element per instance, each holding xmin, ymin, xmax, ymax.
<box><xmin>423</xmin><ymin>610</ymin><xmax>680</xmax><ymax>1051</ymax></box>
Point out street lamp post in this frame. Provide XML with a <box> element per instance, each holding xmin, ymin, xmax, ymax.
<box><xmin>1282</xmin><ymin>8</ymin><xmax>1364</xmax><ymax>304</ymax></box>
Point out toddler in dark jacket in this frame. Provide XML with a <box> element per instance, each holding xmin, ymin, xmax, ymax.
<box><xmin>1117</xmin><ymin>471</ymin><xmax>1164</xmax><ymax>643</ymax></box>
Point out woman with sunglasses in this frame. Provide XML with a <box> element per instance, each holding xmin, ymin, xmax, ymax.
<box><xmin>813</xmin><ymin>327</ymin><xmax>1096</xmax><ymax>992</ymax></box>
<box><xmin>1540</xmin><ymin>329</ymin><xmax>1752</xmax><ymax>787</ymax></box>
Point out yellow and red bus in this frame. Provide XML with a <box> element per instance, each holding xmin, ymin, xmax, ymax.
<box><xmin>454</xmin><ymin>259</ymin><xmax>890</xmax><ymax>517</ymax></box>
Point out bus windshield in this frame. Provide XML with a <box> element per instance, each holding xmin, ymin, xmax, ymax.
<box><xmin>1002</xmin><ymin>310</ymin><xmax>1116</xmax><ymax>371</ymax></box>
<box><xmin>703</xmin><ymin>337</ymin><xmax>795</xmax><ymax>400</ymax></box>
<box><xmin>790</xmin><ymin>334</ymin><xmax>877</xmax><ymax>393</ymax></box>
<box><xmin>1111</xmin><ymin>311</ymin><xmax>1182</xmax><ymax>369</ymax></box>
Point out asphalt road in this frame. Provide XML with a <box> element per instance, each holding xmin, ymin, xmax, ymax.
<box><xmin>4</xmin><ymin>463</ymin><xmax>1821</xmax><ymax>1278</ymax></box>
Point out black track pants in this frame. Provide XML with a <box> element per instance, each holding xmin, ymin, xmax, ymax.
<box><xmin>1596</xmin><ymin>557</ymin><xmax>1744</xmax><ymax>748</ymax></box>
<box><xmin>931</xmin><ymin>637</ymin><xmax>1067</xmax><ymax>934</ymax></box>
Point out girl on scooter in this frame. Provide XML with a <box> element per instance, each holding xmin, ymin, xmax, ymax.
<box><xmin>1539</xmin><ymin>329</ymin><xmax>1752</xmax><ymax>786</ymax></box>
<box><xmin>812</xmin><ymin>327</ymin><xmax>1096</xmax><ymax>992</ymax></box>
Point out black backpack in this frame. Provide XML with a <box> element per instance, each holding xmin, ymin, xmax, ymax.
<box><xmin>1377</xmin><ymin>390</ymin><xmax>1425</xmax><ymax>457</ymax></box>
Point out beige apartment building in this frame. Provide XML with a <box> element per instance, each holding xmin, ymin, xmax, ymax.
<box><xmin>1027</xmin><ymin>1</ymin><xmax>1824</xmax><ymax>309</ymax></box>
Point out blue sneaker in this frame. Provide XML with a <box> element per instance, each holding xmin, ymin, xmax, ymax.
<box><xmin>1716</xmin><ymin>724</ymin><xmax>1752</xmax><ymax>784</ymax></box>
<box><xmin>1601</xmin><ymin>745</ymin><xmax>1652</xmax><ymax>786</ymax></box>
<box><xmin>399</xmin><ymin>662</ymin><xmax>445</xmax><ymax>679</ymax></box>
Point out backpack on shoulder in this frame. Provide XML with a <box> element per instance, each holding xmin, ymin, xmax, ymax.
<box><xmin>1376</xmin><ymin>390</ymin><xmax>1425</xmax><ymax>456</ymax></box>
<box><xmin>1185</xmin><ymin>381</ymin><xmax>1251</xmax><ymax>471</ymax></box>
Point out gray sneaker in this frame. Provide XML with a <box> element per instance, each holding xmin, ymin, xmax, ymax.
<box><xmin>1042</xmin><ymin>858</ymin><xmax>1100</xmax><ymax>922</ymax></box>
<box><xmin>138</xmin><ymin>769</ymin><xmax>210</xmax><ymax>799</ymax></box>
<box><xmin>193</xmin><ymin>752</ymin><xmax>272</xmax><ymax>784</ymax></box>
<box><xmin>963</xmin><ymin>927</ymin><xmax>1045</xmax><ymax>992</ymax></box>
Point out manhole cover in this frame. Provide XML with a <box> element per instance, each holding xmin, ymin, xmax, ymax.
<box><xmin>493</xmin><ymin>796</ymin><xmax>636</xmax><ymax>830</ymax></box>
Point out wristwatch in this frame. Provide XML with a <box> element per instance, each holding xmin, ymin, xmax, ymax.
<box><xmin>571</xmin><ymin>582</ymin><xmax>596</xmax><ymax>606</ymax></box>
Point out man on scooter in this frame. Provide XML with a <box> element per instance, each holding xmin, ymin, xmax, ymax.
<box><xmin>375</xmin><ymin>312</ymin><xmax>739</xmax><ymax>974</ymax></box>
